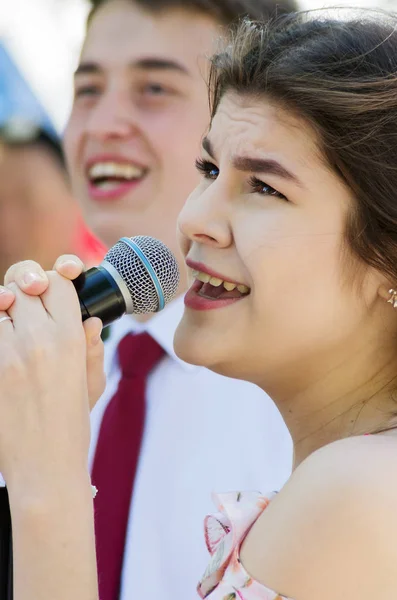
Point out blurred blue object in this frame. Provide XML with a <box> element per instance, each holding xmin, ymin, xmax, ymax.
<box><xmin>0</xmin><ymin>40</ymin><xmax>59</xmax><ymax>146</ymax></box>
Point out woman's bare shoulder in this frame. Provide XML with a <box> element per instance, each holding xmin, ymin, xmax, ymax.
<box><xmin>296</xmin><ymin>433</ymin><xmax>397</xmax><ymax>491</ymax></box>
<box><xmin>285</xmin><ymin>435</ymin><xmax>397</xmax><ymax>597</ymax></box>
<box><xmin>243</xmin><ymin>435</ymin><xmax>397</xmax><ymax>600</ymax></box>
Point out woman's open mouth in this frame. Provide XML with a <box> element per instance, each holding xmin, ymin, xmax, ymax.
<box><xmin>184</xmin><ymin>268</ymin><xmax>251</xmax><ymax>311</ymax></box>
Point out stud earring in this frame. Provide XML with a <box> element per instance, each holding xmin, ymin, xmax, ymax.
<box><xmin>387</xmin><ymin>289</ymin><xmax>397</xmax><ymax>308</ymax></box>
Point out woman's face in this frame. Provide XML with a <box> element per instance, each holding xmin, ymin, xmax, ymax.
<box><xmin>175</xmin><ymin>93</ymin><xmax>385</xmax><ymax>390</ymax></box>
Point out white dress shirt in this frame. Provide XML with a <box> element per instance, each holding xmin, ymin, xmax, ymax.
<box><xmin>89</xmin><ymin>296</ymin><xmax>293</xmax><ymax>600</ymax></box>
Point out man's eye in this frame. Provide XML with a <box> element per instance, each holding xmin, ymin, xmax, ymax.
<box><xmin>74</xmin><ymin>85</ymin><xmax>101</xmax><ymax>98</ymax></box>
<box><xmin>195</xmin><ymin>158</ymin><xmax>219</xmax><ymax>180</ymax></box>
<box><xmin>142</xmin><ymin>83</ymin><xmax>169</xmax><ymax>96</ymax></box>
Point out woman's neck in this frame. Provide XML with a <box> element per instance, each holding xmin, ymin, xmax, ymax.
<box><xmin>290</xmin><ymin>396</ymin><xmax>397</xmax><ymax>468</ymax></box>
<box><xmin>264</xmin><ymin>348</ymin><xmax>397</xmax><ymax>469</ymax></box>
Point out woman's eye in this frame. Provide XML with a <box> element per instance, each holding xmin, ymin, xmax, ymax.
<box><xmin>248</xmin><ymin>176</ymin><xmax>287</xmax><ymax>200</ymax></box>
<box><xmin>195</xmin><ymin>158</ymin><xmax>219</xmax><ymax>180</ymax></box>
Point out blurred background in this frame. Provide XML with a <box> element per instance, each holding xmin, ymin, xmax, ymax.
<box><xmin>1</xmin><ymin>0</ymin><xmax>394</xmax><ymax>133</ymax></box>
<box><xmin>0</xmin><ymin>0</ymin><xmax>394</xmax><ymax>280</ymax></box>
<box><xmin>0</xmin><ymin>0</ymin><xmax>105</xmax><ymax>281</ymax></box>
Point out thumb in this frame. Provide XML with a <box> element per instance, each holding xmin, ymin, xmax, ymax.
<box><xmin>83</xmin><ymin>317</ymin><xmax>106</xmax><ymax>410</ymax></box>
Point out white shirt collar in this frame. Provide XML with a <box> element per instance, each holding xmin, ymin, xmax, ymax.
<box><xmin>105</xmin><ymin>295</ymin><xmax>197</xmax><ymax>373</ymax></box>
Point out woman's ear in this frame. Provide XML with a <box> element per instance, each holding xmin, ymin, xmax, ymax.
<box><xmin>378</xmin><ymin>283</ymin><xmax>396</xmax><ymax>304</ymax></box>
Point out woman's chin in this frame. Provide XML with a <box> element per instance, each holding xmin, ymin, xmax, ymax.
<box><xmin>173</xmin><ymin>318</ymin><xmax>236</xmax><ymax>371</ymax></box>
<box><xmin>174</xmin><ymin>315</ymin><xmax>261</xmax><ymax>381</ymax></box>
<box><xmin>173</xmin><ymin>322</ymin><xmax>214</xmax><ymax>368</ymax></box>
<box><xmin>174</xmin><ymin>326</ymin><xmax>268</xmax><ymax>388</ymax></box>
<box><xmin>173</xmin><ymin>322</ymin><xmax>244</xmax><ymax>381</ymax></box>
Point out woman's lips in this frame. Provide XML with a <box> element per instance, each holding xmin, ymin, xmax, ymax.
<box><xmin>184</xmin><ymin>279</ymin><xmax>248</xmax><ymax>311</ymax></box>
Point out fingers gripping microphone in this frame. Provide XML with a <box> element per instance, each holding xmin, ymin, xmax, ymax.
<box><xmin>0</xmin><ymin>238</ymin><xmax>178</xmax><ymax>600</ymax></box>
<box><xmin>73</xmin><ymin>236</ymin><xmax>180</xmax><ymax>327</ymax></box>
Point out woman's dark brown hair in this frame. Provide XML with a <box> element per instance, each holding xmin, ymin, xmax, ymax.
<box><xmin>209</xmin><ymin>11</ymin><xmax>397</xmax><ymax>284</ymax></box>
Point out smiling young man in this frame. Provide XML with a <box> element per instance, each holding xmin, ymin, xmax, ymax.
<box><xmin>63</xmin><ymin>1</ymin><xmax>296</xmax><ymax>599</ymax></box>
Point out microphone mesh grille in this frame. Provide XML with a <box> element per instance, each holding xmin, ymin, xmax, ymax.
<box><xmin>104</xmin><ymin>236</ymin><xmax>180</xmax><ymax>314</ymax></box>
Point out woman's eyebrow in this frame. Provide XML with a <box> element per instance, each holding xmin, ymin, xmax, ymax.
<box><xmin>201</xmin><ymin>136</ymin><xmax>303</xmax><ymax>187</ymax></box>
<box><xmin>202</xmin><ymin>136</ymin><xmax>215</xmax><ymax>158</ymax></box>
<box><xmin>232</xmin><ymin>156</ymin><xmax>303</xmax><ymax>186</ymax></box>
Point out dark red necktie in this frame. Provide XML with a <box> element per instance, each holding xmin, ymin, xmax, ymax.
<box><xmin>91</xmin><ymin>331</ymin><xmax>165</xmax><ymax>600</ymax></box>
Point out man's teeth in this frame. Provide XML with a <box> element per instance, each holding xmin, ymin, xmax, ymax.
<box><xmin>89</xmin><ymin>162</ymin><xmax>145</xmax><ymax>180</ymax></box>
<box><xmin>192</xmin><ymin>270</ymin><xmax>250</xmax><ymax>294</ymax></box>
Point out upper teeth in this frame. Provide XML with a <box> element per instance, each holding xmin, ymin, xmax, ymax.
<box><xmin>192</xmin><ymin>270</ymin><xmax>249</xmax><ymax>294</ymax></box>
<box><xmin>88</xmin><ymin>162</ymin><xmax>145</xmax><ymax>180</ymax></box>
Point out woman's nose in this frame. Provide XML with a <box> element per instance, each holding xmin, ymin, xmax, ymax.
<box><xmin>177</xmin><ymin>182</ymin><xmax>232</xmax><ymax>250</ymax></box>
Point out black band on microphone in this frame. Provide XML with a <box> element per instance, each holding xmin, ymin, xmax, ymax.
<box><xmin>73</xmin><ymin>267</ymin><xmax>127</xmax><ymax>327</ymax></box>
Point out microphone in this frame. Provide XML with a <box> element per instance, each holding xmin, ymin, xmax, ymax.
<box><xmin>73</xmin><ymin>236</ymin><xmax>180</xmax><ymax>327</ymax></box>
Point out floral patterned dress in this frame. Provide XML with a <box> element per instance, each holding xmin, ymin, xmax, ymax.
<box><xmin>198</xmin><ymin>491</ymin><xmax>292</xmax><ymax>600</ymax></box>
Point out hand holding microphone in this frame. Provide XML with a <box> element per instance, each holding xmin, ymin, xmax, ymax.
<box><xmin>0</xmin><ymin>236</ymin><xmax>180</xmax><ymax>409</ymax></box>
<box><xmin>2</xmin><ymin>235</ymin><xmax>180</xmax><ymax>326</ymax></box>
<box><xmin>0</xmin><ymin>256</ymin><xmax>107</xmax><ymax>412</ymax></box>
<box><xmin>0</xmin><ymin>236</ymin><xmax>179</xmax><ymax>600</ymax></box>
<box><xmin>0</xmin><ymin>236</ymin><xmax>179</xmax><ymax>487</ymax></box>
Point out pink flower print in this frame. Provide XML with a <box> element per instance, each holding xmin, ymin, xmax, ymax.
<box><xmin>256</xmin><ymin>497</ymin><xmax>270</xmax><ymax>512</ymax></box>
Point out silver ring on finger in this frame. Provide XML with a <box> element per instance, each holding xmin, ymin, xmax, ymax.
<box><xmin>0</xmin><ymin>316</ymin><xmax>12</xmax><ymax>325</ymax></box>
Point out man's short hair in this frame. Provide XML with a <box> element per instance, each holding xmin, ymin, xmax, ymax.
<box><xmin>88</xmin><ymin>0</ymin><xmax>298</xmax><ymax>25</ymax></box>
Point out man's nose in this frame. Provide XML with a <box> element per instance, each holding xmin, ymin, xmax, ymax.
<box><xmin>85</xmin><ymin>90</ymin><xmax>138</xmax><ymax>141</ymax></box>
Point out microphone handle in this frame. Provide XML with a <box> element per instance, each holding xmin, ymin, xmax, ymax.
<box><xmin>72</xmin><ymin>267</ymin><xmax>127</xmax><ymax>327</ymax></box>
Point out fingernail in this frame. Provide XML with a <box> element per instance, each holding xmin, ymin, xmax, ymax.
<box><xmin>59</xmin><ymin>259</ymin><xmax>80</xmax><ymax>269</ymax></box>
<box><xmin>23</xmin><ymin>272</ymin><xmax>45</xmax><ymax>285</ymax></box>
